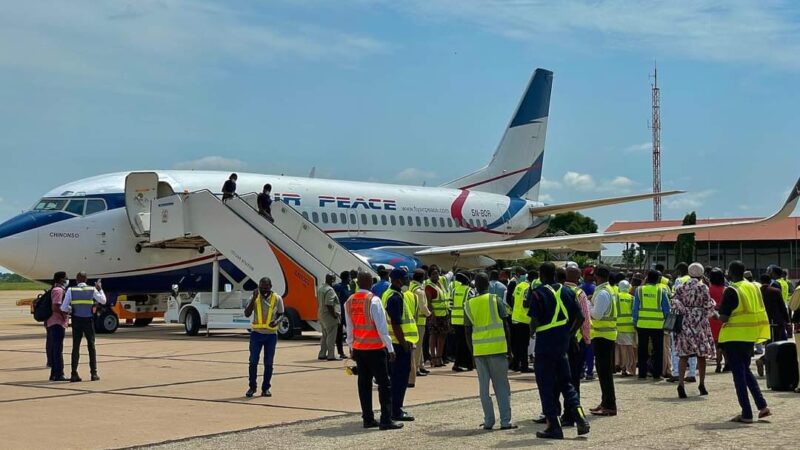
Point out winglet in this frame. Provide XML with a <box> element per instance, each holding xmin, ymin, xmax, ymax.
<box><xmin>771</xmin><ymin>176</ymin><xmax>800</xmax><ymax>221</ymax></box>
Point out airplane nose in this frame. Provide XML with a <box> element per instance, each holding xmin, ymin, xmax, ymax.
<box><xmin>0</xmin><ymin>216</ymin><xmax>39</xmax><ymax>275</ymax></box>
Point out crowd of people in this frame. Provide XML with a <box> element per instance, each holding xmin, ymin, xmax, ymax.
<box><xmin>37</xmin><ymin>253</ymin><xmax>799</xmax><ymax>439</ymax></box>
<box><xmin>340</xmin><ymin>259</ymin><xmax>800</xmax><ymax>438</ymax></box>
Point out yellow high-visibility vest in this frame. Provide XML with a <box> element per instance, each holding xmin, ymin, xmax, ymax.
<box><xmin>636</xmin><ymin>284</ymin><xmax>666</xmax><ymax>329</ymax></box>
<box><xmin>617</xmin><ymin>291</ymin><xmax>634</xmax><ymax>333</ymax></box>
<box><xmin>464</xmin><ymin>293</ymin><xmax>507</xmax><ymax>356</ymax></box>
<box><xmin>450</xmin><ymin>281</ymin><xmax>469</xmax><ymax>325</ymax></box>
<box><xmin>534</xmin><ymin>285</ymin><xmax>569</xmax><ymax>333</ymax></box>
<box><xmin>253</xmin><ymin>293</ymin><xmax>278</xmax><ymax>331</ymax></box>
<box><xmin>381</xmin><ymin>289</ymin><xmax>419</xmax><ymax>344</ymax></box>
<box><xmin>511</xmin><ymin>281</ymin><xmax>531</xmax><ymax>325</ymax></box>
<box><xmin>719</xmin><ymin>281</ymin><xmax>770</xmax><ymax>344</ymax></box>
<box><xmin>777</xmin><ymin>279</ymin><xmax>790</xmax><ymax>303</ymax></box>
<box><xmin>409</xmin><ymin>281</ymin><xmax>427</xmax><ymax>326</ymax></box>
<box><xmin>590</xmin><ymin>283</ymin><xmax>618</xmax><ymax>341</ymax></box>
<box><xmin>425</xmin><ymin>280</ymin><xmax>449</xmax><ymax>317</ymax></box>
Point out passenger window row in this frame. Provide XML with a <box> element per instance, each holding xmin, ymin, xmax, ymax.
<box><xmin>299</xmin><ymin>211</ymin><xmax>489</xmax><ymax>229</ymax></box>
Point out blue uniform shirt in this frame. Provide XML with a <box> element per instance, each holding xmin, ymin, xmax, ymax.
<box><xmin>527</xmin><ymin>283</ymin><xmax>581</xmax><ymax>355</ymax></box>
<box><xmin>372</xmin><ymin>280</ymin><xmax>390</xmax><ymax>298</ymax></box>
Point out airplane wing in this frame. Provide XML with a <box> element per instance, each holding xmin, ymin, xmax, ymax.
<box><xmin>529</xmin><ymin>190</ymin><xmax>684</xmax><ymax>216</ymax></box>
<box><xmin>416</xmin><ymin>177</ymin><xmax>800</xmax><ymax>260</ymax></box>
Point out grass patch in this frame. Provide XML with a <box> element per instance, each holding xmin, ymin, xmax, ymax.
<box><xmin>0</xmin><ymin>281</ymin><xmax>48</xmax><ymax>291</ymax></box>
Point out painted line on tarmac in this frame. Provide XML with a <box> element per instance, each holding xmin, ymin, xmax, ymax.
<box><xmin>0</xmin><ymin>391</ymin><xmax>89</xmax><ymax>404</ymax></box>
<box><xmin>115</xmin><ymin>387</ymin><xmax>542</xmax><ymax>450</ymax></box>
<box><xmin>97</xmin><ymin>390</ymin><xmax>352</xmax><ymax>414</ymax></box>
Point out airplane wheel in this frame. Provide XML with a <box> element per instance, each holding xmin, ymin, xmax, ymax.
<box><xmin>95</xmin><ymin>311</ymin><xmax>119</xmax><ymax>334</ymax></box>
<box><xmin>133</xmin><ymin>318</ymin><xmax>153</xmax><ymax>327</ymax></box>
<box><xmin>185</xmin><ymin>309</ymin><xmax>201</xmax><ymax>336</ymax></box>
<box><xmin>278</xmin><ymin>308</ymin><xmax>302</xmax><ymax>340</ymax></box>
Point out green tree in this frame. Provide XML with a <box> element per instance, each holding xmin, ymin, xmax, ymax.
<box><xmin>674</xmin><ymin>211</ymin><xmax>697</xmax><ymax>264</ymax></box>
<box><xmin>545</xmin><ymin>212</ymin><xmax>598</xmax><ymax>235</ymax></box>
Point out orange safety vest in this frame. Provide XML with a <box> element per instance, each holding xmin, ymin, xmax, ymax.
<box><xmin>347</xmin><ymin>291</ymin><xmax>385</xmax><ymax>350</ymax></box>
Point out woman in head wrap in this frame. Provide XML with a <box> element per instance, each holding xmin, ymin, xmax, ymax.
<box><xmin>671</xmin><ymin>262</ymin><xmax>717</xmax><ymax>398</ymax></box>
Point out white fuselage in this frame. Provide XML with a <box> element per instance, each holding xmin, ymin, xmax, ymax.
<box><xmin>0</xmin><ymin>170</ymin><xmax>546</xmax><ymax>293</ymax></box>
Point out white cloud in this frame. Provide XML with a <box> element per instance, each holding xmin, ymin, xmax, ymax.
<box><xmin>540</xmin><ymin>177</ymin><xmax>562</xmax><ymax>190</ymax></box>
<box><xmin>610</xmin><ymin>176</ymin><xmax>634</xmax><ymax>188</ymax></box>
<box><xmin>396</xmin><ymin>1</ymin><xmax>800</xmax><ymax>70</ymax></box>
<box><xmin>664</xmin><ymin>190</ymin><xmax>715</xmax><ymax>210</ymax></box>
<box><xmin>174</xmin><ymin>156</ymin><xmax>246</xmax><ymax>171</ymax></box>
<box><xmin>623</xmin><ymin>142</ymin><xmax>652</xmax><ymax>153</ymax></box>
<box><xmin>0</xmin><ymin>1</ymin><xmax>389</xmax><ymax>93</ymax></box>
<box><xmin>395</xmin><ymin>167</ymin><xmax>437</xmax><ymax>184</ymax></box>
<box><xmin>562</xmin><ymin>171</ymin><xmax>595</xmax><ymax>190</ymax></box>
<box><xmin>538</xmin><ymin>193</ymin><xmax>554</xmax><ymax>203</ymax></box>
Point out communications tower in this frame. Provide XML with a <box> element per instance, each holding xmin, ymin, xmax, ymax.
<box><xmin>650</xmin><ymin>63</ymin><xmax>662</xmax><ymax>221</ymax></box>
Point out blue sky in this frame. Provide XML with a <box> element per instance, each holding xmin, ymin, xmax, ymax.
<box><xmin>1</xmin><ymin>1</ymin><xmax>799</xmax><ymax>246</ymax></box>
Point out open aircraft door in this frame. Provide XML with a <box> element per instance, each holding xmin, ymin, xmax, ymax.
<box><xmin>125</xmin><ymin>172</ymin><xmax>159</xmax><ymax>237</ymax></box>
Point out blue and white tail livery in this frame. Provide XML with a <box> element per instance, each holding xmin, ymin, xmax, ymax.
<box><xmin>442</xmin><ymin>69</ymin><xmax>552</xmax><ymax>200</ymax></box>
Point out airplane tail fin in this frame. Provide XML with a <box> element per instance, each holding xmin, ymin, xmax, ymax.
<box><xmin>441</xmin><ymin>68</ymin><xmax>553</xmax><ymax>199</ymax></box>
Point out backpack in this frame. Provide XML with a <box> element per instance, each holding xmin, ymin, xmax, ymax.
<box><xmin>33</xmin><ymin>289</ymin><xmax>53</xmax><ymax>322</ymax></box>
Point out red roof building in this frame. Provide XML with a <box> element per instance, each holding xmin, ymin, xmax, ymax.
<box><xmin>605</xmin><ymin>216</ymin><xmax>800</xmax><ymax>279</ymax></box>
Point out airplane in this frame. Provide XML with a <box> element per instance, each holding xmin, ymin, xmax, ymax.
<box><xmin>1</xmin><ymin>68</ymin><xmax>798</xmax><ymax>302</ymax></box>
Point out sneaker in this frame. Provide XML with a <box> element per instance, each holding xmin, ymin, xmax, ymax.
<box><xmin>416</xmin><ymin>370</ymin><xmax>428</xmax><ymax>377</ymax></box>
<box><xmin>245</xmin><ymin>388</ymin><xmax>256</xmax><ymax>398</ymax></box>
<box><xmin>261</xmin><ymin>390</ymin><xmax>272</xmax><ymax>397</ymax></box>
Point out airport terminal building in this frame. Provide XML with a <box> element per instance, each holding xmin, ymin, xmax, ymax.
<box><xmin>605</xmin><ymin>216</ymin><xmax>800</xmax><ymax>279</ymax></box>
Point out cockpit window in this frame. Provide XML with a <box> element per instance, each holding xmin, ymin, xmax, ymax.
<box><xmin>33</xmin><ymin>199</ymin><xmax>68</xmax><ymax>211</ymax></box>
<box><xmin>85</xmin><ymin>199</ymin><xmax>106</xmax><ymax>216</ymax></box>
<box><xmin>65</xmin><ymin>199</ymin><xmax>86</xmax><ymax>216</ymax></box>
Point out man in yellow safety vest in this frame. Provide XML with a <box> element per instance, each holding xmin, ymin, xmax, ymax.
<box><xmin>529</xmin><ymin>262</ymin><xmax>591</xmax><ymax>439</ymax></box>
<box><xmin>465</xmin><ymin>272</ymin><xmax>515</xmax><ymax>431</ymax></box>
<box><xmin>510</xmin><ymin>269</ymin><xmax>537</xmax><ymax>373</ymax></box>
<box><xmin>633</xmin><ymin>269</ymin><xmax>670</xmax><ymax>380</ymax></box>
<box><xmin>451</xmin><ymin>272</ymin><xmax>475</xmax><ymax>372</ymax></box>
<box><xmin>382</xmin><ymin>268</ymin><xmax>419</xmax><ymax>422</ymax></box>
<box><xmin>244</xmin><ymin>277</ymin><xmax>284</xmax><ymax>398</ymax></box>
<box><xmin>409</xmin><ymin>269</ymin><xmax>431</xmax><ymax>384</ymax></box>
<box><xmin>589</xmin><ymin>266</ymin><xmax>618</xmax><ymax>416</ymax></box>
<box><xmin>719</xmin><ymin>260</ymin><xmax>771</xmax><ymax>423</ymax></box>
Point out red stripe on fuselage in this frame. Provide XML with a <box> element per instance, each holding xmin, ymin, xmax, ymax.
<box><xmin>458</xmin><ymin>166</ymin><xmax>531</xmax><ymax>190</ymax></box>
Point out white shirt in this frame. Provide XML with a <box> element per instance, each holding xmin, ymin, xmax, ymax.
<box><xmin>345</xmin><ymin>289</ymin><xmax>394</xmax><ymax>352</ymax></box>
<box><xmin>590</xmin><ymin>283</ymin><xmax>612</xmax><ymax>320</ymax></box>
<box><xmin>61</xmin><ymin>282</ymin><xmax>107</xmax><ymax>312</ymax></box>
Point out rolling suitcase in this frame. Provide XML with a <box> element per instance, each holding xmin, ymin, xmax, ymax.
<box><xmin>764</xmin><ymin>340</ymin><xmax>799</xmax><ymax>391</ymax></box>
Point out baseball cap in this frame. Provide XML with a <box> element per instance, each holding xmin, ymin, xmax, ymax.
<box><xmin>389</xmin><ymin>268</ymin><xmax>408</xmax><ymax>280</ymax></box>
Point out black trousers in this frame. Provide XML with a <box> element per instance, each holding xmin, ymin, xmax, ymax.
<box><xmin>390</xmin><ymin>344</ymin><xmax>412</xmax><ymax>417</ymax></box>
<box><xmin>452</xmin><ymin>325</ymin><xmax>474</xmax><ymax>370</ymax></box>
<box><xmin>71</xmin><ymin>317</ymin><xmax>97</xmax><ymax>374</ymax></box>
<box><xmin>511</xmin><ymin>323</ymin><xmax>531</xmax><ymax>370</ymax></box>
<box><xmin>591</xmin><ymin>337</ymin><xmax>617</xmax><ymax>410</ymax></box>
<box><xmin>636</xmin><ymin>328</ymin><xmax>663</xmax><ymax>378</ymax></box>
<box><xmin>353</xmin><ymin>349</ymin><xmax>392</xmax><ymax>425</ymax></box>
<box><xmin>535</xmin><ymin>350</ymin><xmax>581</xmax><ymax>418</ymax></box>
<box><xmin>47</xmin><ymin>325</ymin><xmax>65</xmax><ymax>379</ymax></box>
